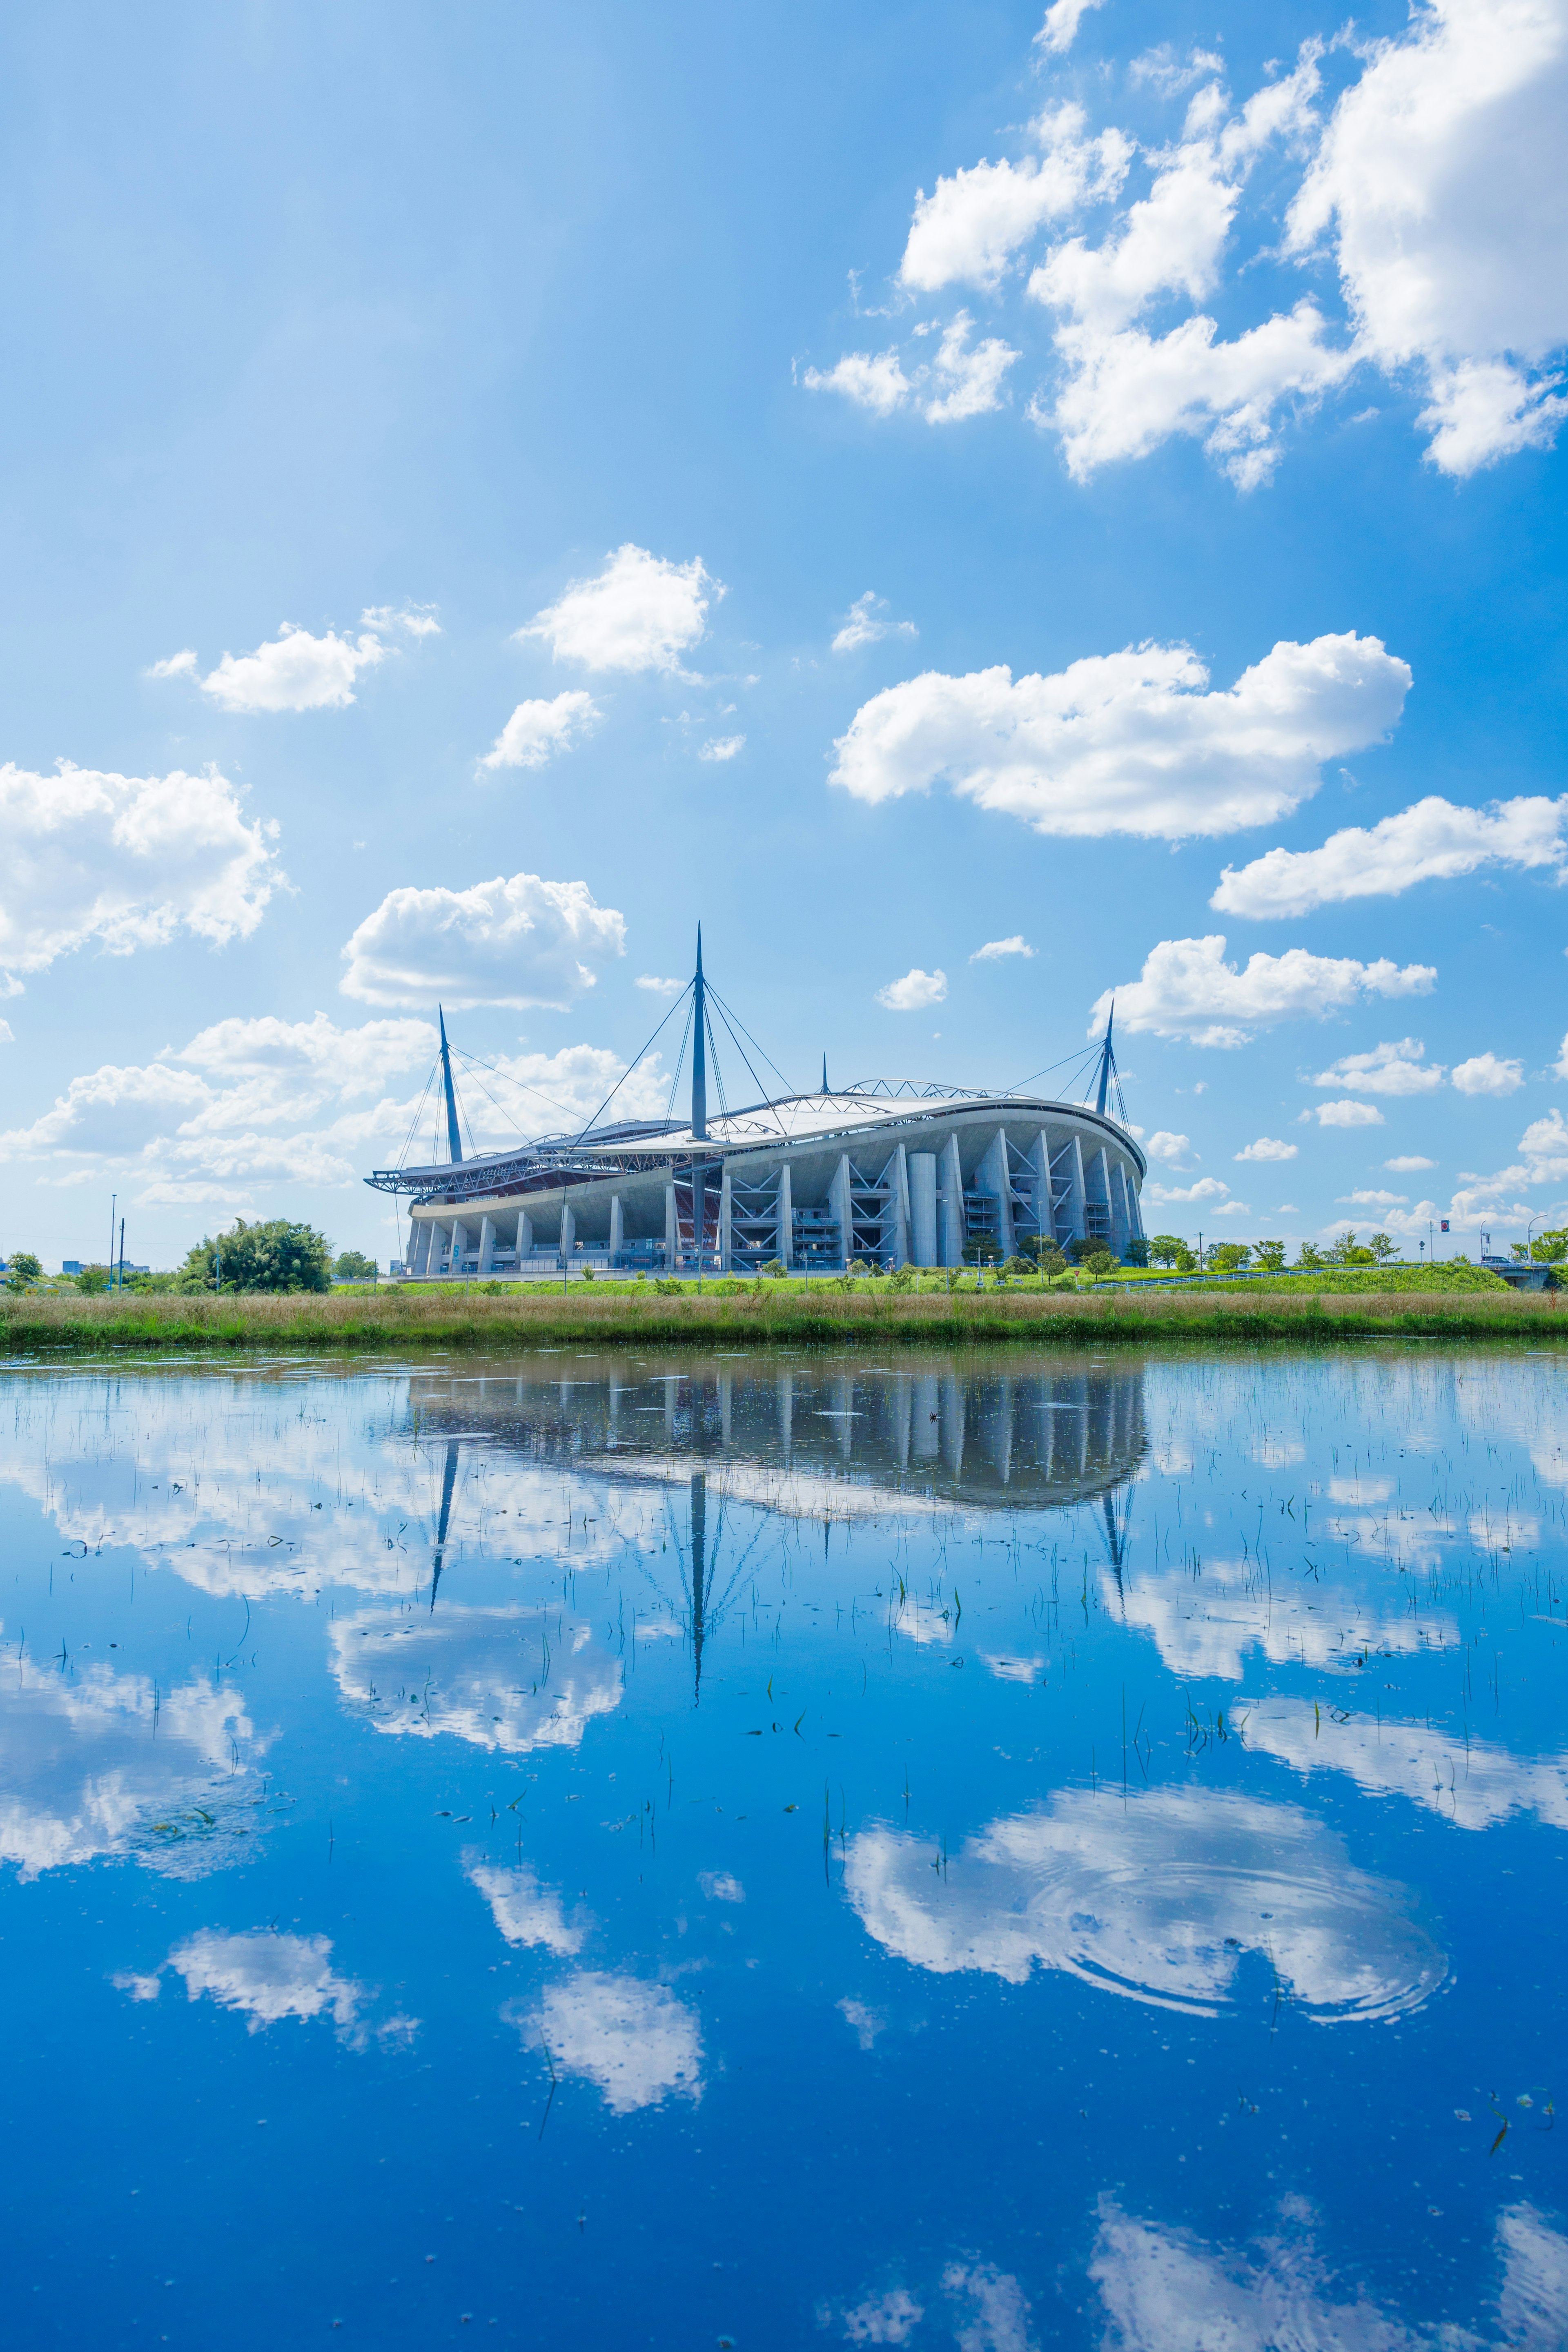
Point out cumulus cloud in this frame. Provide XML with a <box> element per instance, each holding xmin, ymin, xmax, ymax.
<box><xmin>1235</xmin><ymin>1136</ymin><xmax>1297</xmax><ymax>1161</ymax></box>
<box><xmin>1518</xmin><ymin>1105</ymin><xmax>1568</xmax><ymax>1178</ymax></box>
<box><xmin>1144</xmin><ymin>1174</ymin><xmax>1230</xmax><ymax>1205</ymax></box>
<box><xmin>153</xmin><ymin>623</ymin><xmax>390</xmax><ymax>713</ymax></box>
<box><xmin>875</xmin><ymin>967</ymin><xmax>947</xmax><ymax>1011</ymax></box>
<box><xmin>970</xmin><ymin>935</ymin><xmax>1034</xmax><ymax>961</ymax></box>
<box><xmin>698</xmin><ymin>734</ymin><xmax>745</xmax><ymax>762</ymax></box>
<box><xmin>1338</xmin><ymin>1187</ymin><xmax>1408</xmax><ymax>1207</ymax></box>
<box><xmin>832</xmin><ymin>593</ymin><xmax>919</xmax><ymax>655</ymax></box>
<box><xmin>635</xmin><ymin>974</ymin><xmax>682</xmax><ymax>995</ymax></box>
<box><xmin>1212</xmin><ymin>793</ymin><xmax>1568</xmax><ymax>917</ymax></box>
<box><xmin>339</xmin><ymin>871</ymin><xmax>626</xmax><ymax>1009</ymax></box>
<box><xmin>529</xmin><ymin>1971</ymin><xmax>702</xmax><ymax>2115</ymax></box>
<box><xmin>479</xmin><ymin>691</ymin><xmax>600</xmax><ymax>773</ymax></box>
<box><xmin>0</xmin><ymin>762</ymin><xmax>281</xmax><ymax>985</ymax></box>
<box><xmin>1452</xmin><ymin>1050</ymin><xmax>1526</xmax><ymax>1096</ymax></box>
<box><xmin>517</xmin><ymin>545</ymin><xmax>718</xmax><ymax>676</ymax></box>
<box><xmin>1035</xmin><ymin>0</ymin><xmax>1105</xmax><ymax>56</ymax></box>
<box><xmin>900</xmin><ymin>105</ymin><xmax>1131</xmax><ymax>292</ymax></box>
<box><xmin>1144</xmin><ymin>1129</ymin><xmax>1194</xmax><ymax>1166</ymax></box>
<box><xmin>1286</xmin><ymin>0</ymin><xmax>1568</xmax><ymax>476</ymax></box>
<box><xmin>1311</xmin><ymin>1037</ymin><xmax>1444</xmax><ymax>1096</ymax></box>
<box><xmin>830</xmin><ymin>633</ymin><xmax>1409</xmax><ymax>843</ymax></box>
<box><xmin>805</xmin><ymin>315</ymin><xmax>1020</xmax><ymax>424</ymax></box>
<box><xmin>465</xmin><ymin>1859</ymin><xmax>583</xmax><ymax>1956</ymax></box>
<box><xmin>1385</xmin><ymin>1154</ymin><xmax>1436</xmax><ymax>1170</ymax></box>
<box><xmin>360</xmin><ymin>602</ymin><xmax>441</xmax><ymax>637</ymax></box>
<box><xmin>846</xmin><ymin>1788</ymin><xmax>1443</xmax><ymax>2021</ymax></box>
<box><xmin>1312</xmin><ymin>1098</ymin><xmax>1386</xmax><ymax>1127</ymax></box>
<box><xmin>151</xmin><ymin>1929</ymin><xmax>401</xmax><ymax>2044</ymax></box>
<box><xmin>330</xmin><ymin>1605</ymin><xmax>621</xmax><ymax>1754</ymax></box>
<box><xmin>1090</xmin><ymin>935</ymin><xmax>1434</xmax><ymax>1047</ymax></box>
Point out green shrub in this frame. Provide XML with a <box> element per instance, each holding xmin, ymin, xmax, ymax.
<box><xmin>4</xmin><ymin>1251</ymin><xmax>42</xmax><ymax>1291</ymax></box>
<box><xmin>181</xmin><ymin>1219</ymin><xmax>332</xmax><ymax>1294</ymax></box>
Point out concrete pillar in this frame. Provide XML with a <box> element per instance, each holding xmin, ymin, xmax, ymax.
<box><xmin>777</xmin><ymin>1162</ymin><xmax>793</xmax><ymax>1267</ymax></box>
<box><xmin>410</xmin><ymin>1220</ymin><xmax>434</xmax><ymax>1276</ymax></box>
<box><xmin>1085</xmin><ymin>1147</ymin><xmax>1111</xmax><ymax>1250</ymax></box>
<box><xmin>1024</xmin><ymin>1130</ymin><xmax>1050</xmax><ymax>1246</ymax></box>
<box><xmin>609</xmin><ymin>1195</ymin><xmax>624</xmax><ymax>1263</ymax></box>
<box><xmin>938</xmin><ymin>1134</ymin><xmax>964</xmax><ymax>1267</ymax></box>
<box><xmin>451</xmin><ymin>1217</ymin><xmax>468</xmax><ymax>1273</ymax></box>
<box><xmin>515</xmin><ymin>1209</ymin><xmax>533</xmax><ymax>1262</ymax></box>
<box><xmin>829</xmin><ymin>1153</ymin><xmax>852</xmax><ymax>1269</ymax></box>
<box><xmin>719</xmin><ymin>1166</ymin><xmax>733</xmax><ymax>1272</ymax></box>
<box><xmin>1057</xmin><ymin>1135</ymin><xmax>1087</xmax><ymax>1246</ymax></box>
<box><xmin>887</xmin><ymin>1144</ymin><xmax>911</xmax><ymax>1266</ymax></box>
<box><xmin>1110</xmin><ymin>1163</ymin><xmax>1131</xmax><ymax>1258</ymax></box>
<box><xmin>979</xmin><ymin>1127</ymin><xmax>1015</xmax><ymax>1258</ymax></box>
<box><xmin>559</xmin><ymin>1203</ymin><xmax>575</xmax><ymax>1266</ymax></box>
<box><xmin>908</xmin><ymin>1151</ymin><xmax>938</xmax><ymax>1266</ymax></box>
<box><xmin>665</xmin><ymin>1183</ymin><xmax>679</xmax><ymax>1272</ymax></box>
<box><xmin>1125</xmin><ymin>1160</ymin><xmax>1145</xmax><ymax>1241</ymax></box>
<box><xmin>478</xmin><ymin>1215</ymin><xmax>496</xmax><ymax>1274</ymax></box>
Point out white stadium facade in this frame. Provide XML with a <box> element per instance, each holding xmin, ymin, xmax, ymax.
<box><xmin>365</xmin><ymin>943</ymin><xmax>1146</xmax><ymax>1279</ymax></box>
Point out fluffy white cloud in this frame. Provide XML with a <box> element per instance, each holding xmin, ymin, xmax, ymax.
<box><xmin>1144</xmin><ymin>1129</ymin><xmax>1194</xmax><ymax>1165</ymax></box>
<box><xmin>1312</xmin><ymin>1098</ymin><xmax>1386</xmax><ymax>1127</ymax></box>
<box><xmin>1385</xmin><ymin>1154</ymin><xmax>1436</xmax><ymax>1170</ymax></box>
<box><xmin>2</xmin><ymin>1062</ymin><xmax>215</xmax><ymax>1160</ymax></box>
<box><xmin>1035</xmin><ymin>0</ymin><xmax>1105</xmax><ymax>56</ymax></box>
<box><xmin>875</xmin><ymin>967</ymin><xmax>947</xmax><ymax>1011</ymax></box>
<box><xmin>1113</xmin><ymin>1549</ymin><xmax>1457</xmax><ymax>1680</ymax></box>
<box><xmin>1212</xmin><ymin>793</ymin><xmax>1568</xmax><ymax>917</ymax></box>
<box><xmin>1286</xmin><ymin>0</ymin><xmax>1568</xmax><ymax>476</ymax></box>
<box><xmin>155</xmin><ymin>1929</ymin><xmax>386</xmax><ymax>2040</ymax></box>
<box><xmin>1144</xmin><ymin>1174</ymin><xmax>1230</xmax><ymax>1205</ymax></box>
<box><xmin>360</xmin><ymin>602</ymin><xmax>441</xmax><ymax>637</ymax></box>
<box><xmin>1312</xmin><ymin>1037</ymin><xmax>1444</xmax><ymax>1096</ymax></box>
<box><xmin>530</xmin><ymin>1971</ymin><xmax>702</xmax><ymax>2115</ymax></box>
<box><xmin>330</xmin><ymin>1604</ymin><xmax>621</xmax><ymax>1754</ymax></box>
<box><xmin>846</xmin><ymin>1788</ymin><xmax>1443</xmax><ymax>2020</ymax></box>
<box><xmin>479</xmin><ymin>691</ymin><xmax>600</xmax><ymax>773</ymax></box>
<box><xmin>1090</xmin><ymin>2195</ymin><xmax>1568</xmax><ymax>2352</ymax></box>
<box><xmin>465</xmin><ymin>1859</ymin><xmax>583</xmax><ymax>1956</ymax></box>
<box><xmin>830</xmin><ymin>633</ymin><xmax>1410</xmax><ymax>842</ymax></box>
<box><xmin>1452</xmin><ymin>1050</ymin><xmax>1526</xmax><ymax>1096</ymax></box>
<box><xmin>517</xmin><ymin>544</ymin><xmax>718</xmax><ymax>676</ymax></box>
<box><xmin>970</xmin><ymin>935</ymin><xmax>1034</xmax><ymax>961</ymax></box>
<box><xmin>900</xmin><ymin>105</ymin><xmax>1130</xmax><ymax>292</ymax></box>
<box><xmin>1235</xmin><ymin>1136</ymin><xmax>1297</xmax><ymax>1161</ymax></box>
<box><xmin>805</xmin><ymin>314</ymin><xmax>1020</xmax><ymax>424</ymax></box>
<box><xmin>1091</xmin><ymin>935</ymin><xmax>1434</xmax><ymax>1047</ymax></box>
<box><xmin>0</xmin><ymin>762</ymin><xmax>281</xmax><ymax>985</ymax></box>
<box><xmin>339</xmin><ymin>871</ymin><xmax>625</xmax><ymax>1009</ymax></box>
<box><xmin>635</xmin><ymin>974</ymin><xmax>682</xmax><ymax>995</ymax></box>
<box><xmin>1519</xmin><ymin>1105</ymin><xmax>1568</xmax><ymax>1177</ymax></box>
<box><xmin>832</xmin><ymin>592</ymin><xmax>918</xmax><ymax>654</ymax></box>
<box><xmin>698</xmin><ymin>734</ymin><xmax>745</xmax><ymax>762</ymax></box>
<box><xmin>153</xmin><ymin>623</ymin><xmax>389</xmax><ymax>713</ymax></box>
<box><xmin>1338</xmin><ymin>1186</ymin><xmax>1408</xmax><ymax>1207</ymax></box>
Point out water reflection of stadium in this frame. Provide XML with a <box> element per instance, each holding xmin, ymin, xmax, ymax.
<box><xmin>406</xmin><ymin>1351</ymin><xmax>1146</xmax><ymax>1519</ymax></box>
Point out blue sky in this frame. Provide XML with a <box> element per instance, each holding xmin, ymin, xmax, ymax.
<box><xmin>2</xmin><ymin>0</ymin><xmax>1566</xmax><ymax>1268</ymax></box>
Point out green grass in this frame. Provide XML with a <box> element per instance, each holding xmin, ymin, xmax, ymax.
<box><xmin>0</xmin><ymin>1273</ymin><xmax>1561</xmax><ymax>1353</ymax></box>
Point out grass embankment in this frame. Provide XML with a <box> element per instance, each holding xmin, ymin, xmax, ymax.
<box><xmin>0</xmin><ymin>1268</ymin><xmax>1559</xmax><ymax>1352</ymax></box>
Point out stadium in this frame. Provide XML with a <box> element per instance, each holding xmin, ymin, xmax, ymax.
<box><xmin>365</xmin><ymin>937</ymin><xmax>1147</xmax><ymax>1278</ymax></box>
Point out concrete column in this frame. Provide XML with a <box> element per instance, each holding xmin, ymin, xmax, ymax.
<box><xmin>1057</xmin><ymin>1135</ymin><xmax>1087</xmax><ymax>1246</ymax></box>
<box><xmin>609</xmin><ymin>1195</ymin><xmax>624</xmax><ymax>1263</ymax></box>
<box><xmin>777</xmin><ymin>1161</ymin><xmax>793</xmax><ymax>1267</ymax></box>
<box><xmin>410</xmin><ymin>1220</ymin><xmax>434</xmax><ymax>1276</ymax></box>
<box><xmin>719</xmin><ymin>1166</ymin><xmax>733</xmax><ymax>1272</ymax></box>
<box><xmin>938</xmin><ymin>1134</ymin><xmax>964</xmax><ymax>1266</ymax></box>
<box><xmin>451</xmin><ymin>1217</ymin><xmax>469</xmax><ymax>1273</ymax></box>
<box><xmin>1125</xmin><ymin>1160</ymin><xmax>1146</xmax><ymax>1241</ymax></box>
<box><xmin>559</xmin><ymin>1203</ymin><xmax>575</xmax><ymax>1266</ymax></box>
<box><xmin>908</xmin><ymin>1151</ymin><xmax>938</xmax><ymax>1265</ymax></box>
<box><xmin>665</xmin><ymin>1183</ymin><xmax>679</xmax><ymax>1272</ymax></box>
<box><xmin>478</xmin><ymin>1216</ymin><xmax>497</xmax><ymax>1274</ymax></box>
<box><xmin>515</xmin><ymin>1209</ymin><xmax>533</xmax><ymax>1262</ymax></box>
<box><xmin>887</xmin><ymin>1144</ymin><xmax>911</xmax><ymax>1266</ymax></box>
<box><xmin>1085</xmin><ymin>1147</ymin><xmax>1111</xmax><ymax>1249</ymax></box>
<box><xmin>980</xmin><ymin>1127</ymin><xmax>1015</xmax><ymax>1257</ymax></box>
<box><xmin>829</xmin><ymin>1153</ymin><xmax>852</xmax><ymax>1269</ymax></box>
<box><xmin>1109</xmin><ymin>1163</ymin><xmax>1131</xmax><ymax>1258</ymax></box>
<box><xmin>1025</xmin><ymin>1130</ymin><xmax>1050</xmax><ymax>1246</ymax></box>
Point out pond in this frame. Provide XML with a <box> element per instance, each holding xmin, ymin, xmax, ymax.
<box><xmin>1</xmin><ymin>1345</ymin><xmax>1565</xmax><ymax>2348</ymax></box>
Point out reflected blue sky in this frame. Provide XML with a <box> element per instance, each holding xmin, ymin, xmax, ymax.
<box><xmin>0</xmin><ymin>1346</ymin><xmax>1564</xmax><ymax>2347</ymax></box>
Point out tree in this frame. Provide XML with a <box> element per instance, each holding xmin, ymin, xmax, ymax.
<box><xmin>1295</xmin><ymin>1241</ymin><xmax>1326</xmax><ymax>1269</ymax></box>
<box><xmin>1530</xmin><ymin>1229</ymin><xmax>1568</xmax><ymax>1263</ymax></box>
<box><xmin>1252</xmin><ymin>1239</ymin><xmax>1287</xmax><ymax>1272</ymax></box>
<box><xmin>1367</xmin><ymin>1232</ymin><xmax>1399</xmax><ymax>1263</ymax></box>
<box><xmin>961</xmin><ymin>1236</ymin><xmax>1003</xmax><ymax>1265</ymax></box>
<box><xmin>1123</xmin><ymin>1237</ymin><xmax>1149</xmax><ymax>1267</ymax></box>
<box><xmin>1147</xmin><ymin>1234</ymin><xmax>1187</xmax><ymax>1267</ymax></box>
<box><xmin>180</xmin><ymin>1219</ymin><xmax>332</xmax><ymax>1294</ymax></box>
<box><xmin>4</xmin><ymin>1251</ymin><xmax>42</xmax><ymax>1290</ymax></box>
<box><xmin>73</xmin><ymin>1263</ymin><xmax>113</xmax><ymax>1293</ymax></box>
<box><xmin>1081</xmin><ymin>1248</ymin><xmax>1118</xmax><ymax>1278</ymax></box>
<box><xmin>1207</xmin><ymin>1242</ymin><xmax>1252</xmax><ymax>1273</ymax></box>
<box><xmin>333</xmin><ymin>1250</ymin><xmax>379</xmax><ymax>1282</ymax></box>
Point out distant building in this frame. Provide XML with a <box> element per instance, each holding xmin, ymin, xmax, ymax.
<box><xmin>61</xmin><ymin>1260</ymin><xmax>81</xmax><ymax>1276</ymax></box>
<box><xmin>367</xmin><ymin>943</ymin><xmax>1145</xmax><ymax>1279</ymax></box>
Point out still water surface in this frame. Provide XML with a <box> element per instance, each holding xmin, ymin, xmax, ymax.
<box><xmin>1</xmin><ymin>1345</ymin><xmax>1566</xmax><ymax>2347</ymax></box>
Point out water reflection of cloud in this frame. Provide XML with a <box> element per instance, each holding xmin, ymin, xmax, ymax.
<box><xmin>1108</xmin><ymin>1559</ymin><xmax>1457</xmax><ymax>1681</ymax></box>
<box><xmin>526</xmin><ymin>1971</ymin><xmax>702</xmax><ymax>2115</ymax></box>
<box><xmin>117</xmin><ymin>1927</ymin><xmax>414</xmax><ymax>2048</ymax></box>
<box><xmin>845</xmin><ymin>1788</ymin><xmax>1443</xmax><ymax>2021</ymax></box>
<box><xmin>821</xmin><ymin>2261</ymin><xmax>1034</xmax><ymax>2348</ymax></box>
<box><xmin>0</xmin><ymin>1661</ymin><xmax>261</xmax><ymax>1880</ymax></box>
<box><xmin>1089</xmin><ymin>2192</ymin><xmax>1568</xmax><ymax>2351</ymax></box>
<box><xmin>1240</xmin><ymin>1699</ymin><xmax>1568</xmax><ymax>1831</ymax></box>
<box><xmin>329</xmin><ymin>1606</ymin><xmax>621</xmax><ymax>1754</ymax></box>
<box><xmin>464</xmin><ymin>1855</ymin><xmax>584</xmax><ymax>1954</ymax></box>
